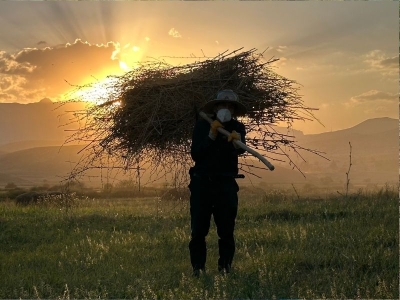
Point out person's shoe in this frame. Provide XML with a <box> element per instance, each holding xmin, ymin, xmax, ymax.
<box><xmin>218</xmin><ymin>264</ymin><xmax>231</xmax><ymax>275</ymax></box>
<box><xmin>192</xmin><ymin>268</ymin><xmax>205</xmax><ymax>278</ymax></box>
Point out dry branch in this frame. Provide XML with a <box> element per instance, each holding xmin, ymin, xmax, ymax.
<box><xmin>60</xmin><ymin>48</ymin><xmax>326</xmax><ymax>186</ymax></box>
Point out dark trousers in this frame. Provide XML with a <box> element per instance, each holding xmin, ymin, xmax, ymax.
<box><xmin>188</xmin><ymin>174</ymin><xmax>239</xmax><ymax>271</ymax></box>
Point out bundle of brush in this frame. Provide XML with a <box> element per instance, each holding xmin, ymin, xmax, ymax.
<box><xmin>63</xmin><ymin>48</ymin><xmax>323</xmax><ymax>184</ymax></box>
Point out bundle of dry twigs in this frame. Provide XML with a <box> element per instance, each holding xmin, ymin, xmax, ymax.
<box><xmin>62</xmin><ymin>48</ymin><xmax>325</xmax><ymax>185</ymax></box>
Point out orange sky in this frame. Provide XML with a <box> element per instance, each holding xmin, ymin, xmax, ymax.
<box><xmin>0</xmin><ymin>1</ymin><xmax>398</xmax><ymax>134</ymax></box>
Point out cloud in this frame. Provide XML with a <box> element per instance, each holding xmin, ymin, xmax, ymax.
<box><xmin>346</xmin><ymin>89</ymin><xmax>397</xmax><ymax>114</ymax></box>
<box><xmin>345</xmin><ymin>89</ymin><xmax>398</xmax><ymax>115</ymax></box>
<box><xmin>0</xmin><ymin>39</ymin><xmax>121</xmax><ymax>103</ymax></box>
<box><xmin>380</xmin><ymin>56</ymin><xmax>398</xmax><ymax>68</ymax></box>
<box><xmin>110</xmin><ymin>42</ymin><xmax>122</xmax><ymax>60</ymax></box>
<box><xmin>276</xmin><ymin>46</ymin><xmax>287</xmax><ymax>53</ymax></box>
<box><xmin>363</xmin><ymin>50</ymin><xmax>398</xmax><ymax>75</ymax></box>
<box><xmin>37</xmin><ymin>41</ymin><xmax>47</xmax><ymax>45</ymax></box>
<box><xmin>0</xmin><ymin>50</ymin><xmax>36</xmax><ymax>74</ymax></box>
<box><xmin>0</xmin><ymin>73</ymin><xmax>46</xmax><ymax>102</ymax></box>
<box><xmin>0</xmin><ymin>74</ymin><xmax>26</xmax><ymax>90</ymax></box>
<box><xmin>319</xmin><ymin>103</ymin><xmax>330</xmax><ymax>109</ymax></box>
<box><xmin>349</xmin><ymin>90</ymin><xmax>397</xmax><ymax>104</ymax></box>
<box><xmin>168</xmin><ymin>28</ymin><xmax>182</xmax><ymax>38</ymax></box>
<box><xmin>272</xmin><ymin>56</ymin><xmax>287</xmax><ymax>68</ymax></box>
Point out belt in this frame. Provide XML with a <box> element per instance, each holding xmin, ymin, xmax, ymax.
<box><xmin>192</xmin><ymin>172</ymin><xmax>245</xmax><ymax>179</ymax></box>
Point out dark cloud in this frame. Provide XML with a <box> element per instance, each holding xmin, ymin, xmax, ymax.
<box><xmin>37</xmin><ymin>41</ymin><xmax>47</xmax><ymax>45</ymax></box>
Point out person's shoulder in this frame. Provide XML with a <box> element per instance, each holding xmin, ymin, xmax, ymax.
<box><xmin>194</xmin><ymin>118</ymin><xmax>211</xmax><ymax>129</ymax></box>
<box><xmin>232</xmin><ymin>118</ymin><xmax>245</xmax><ymax>128</ymax></box>
<box><xmin>196</xmin><ymin>118</ymin><xmax>210</xmax><ymax>125</ymax></box>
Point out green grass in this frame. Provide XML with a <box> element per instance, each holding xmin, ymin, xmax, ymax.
<box><xmin>0</xmin><ymin>187</ymin><xmax>398</xmax><ymax>299</ymax></box>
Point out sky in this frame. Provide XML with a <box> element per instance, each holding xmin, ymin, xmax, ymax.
<box><xmin>0</xmin><ymin>1</ymin><xmax>398</xmax><ymax>134</ymax></box>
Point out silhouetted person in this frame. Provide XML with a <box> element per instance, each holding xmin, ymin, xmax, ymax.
<box><xmin>188</xmin><ymin>90</ymin><xmax>247</xmax><ymax>277</ymax></box>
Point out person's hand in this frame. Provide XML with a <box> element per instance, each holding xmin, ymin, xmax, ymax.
<box><xmin>210</xmin><ymin>120</ymin><xmax>223</xmax><ymax>136</ymax></box>
<box><xmin>228</xmin><ymin>130</ymin><xmax>240</xmax><ymax>142</ymax></box>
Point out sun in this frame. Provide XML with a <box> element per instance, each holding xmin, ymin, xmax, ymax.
<box><xmin>62</xmin><ymin>44</ymin><xmax>144</xmax><ymax>105</ymax></box>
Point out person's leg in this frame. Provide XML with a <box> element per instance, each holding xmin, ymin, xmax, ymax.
<box><xmin>188</xmin><ymin>175</ymin><xmax>212</xmax><ymax>274</ymax></box>
<box><xmin>213</xmin><ymin>178</ymin><xmax>239</xmax><ymax>273</ymax></box>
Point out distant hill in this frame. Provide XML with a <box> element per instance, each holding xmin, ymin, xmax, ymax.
<box><xmin>337</xmin><ymin>117</ymin><xmax>398</xmax><ymax>135</ymax></box>
<box><xmin>238</xmin><ymin>158</ymin><xmax>318</xmax><ymax>185</ymax></box>
<box><xmin>295</xmin><ymin>118</ymin><xmax>398</xmax><ymax>159</ymax></box>
<box><xmin>0</xmin><ymin>114</ymin><xmax>397</xmax><ymax>189</ymax></box>
<box><xmin>0</xmin><ymin>140</ymin><xmax>68</xmax><ymax>153</ymax></box>
<box><xmin>0</xmin><ymin>99</ymin><xmax>86</xmax><ymax>145</ymax></box>
<box><xmin>287</xmin><ymin>117</ymin><xmax>398</xmax><ymax>187</ymax></box>
<box><xmin>0</xmin><ymin>143</ymin><xmax>316</xmax><ymax>188</ymax></box>
<box><xmin>0</xmin><ymin>145</ymin><xmax>86</xmax><ymax>187</ymax></box>
<box><xmin>0</xmin><ymin>172</ymin><xmax>33</xmax><ymax>186</ymax></box>
<box><xmin>298</xmin><ymin>117</ymin><xmax>398</xmax><ymax>142</ymax></box>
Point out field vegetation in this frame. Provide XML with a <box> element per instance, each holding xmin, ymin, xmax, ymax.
<box><xmin>0</xmin><ymin>184</ymin><xmax>398</xmax><ymax>299</ymax></box>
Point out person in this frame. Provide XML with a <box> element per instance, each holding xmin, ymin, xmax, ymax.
<box><xmin>188</xmin><ymin>89</ymin><xmax>247</xmax><ymax>277</ymax></box>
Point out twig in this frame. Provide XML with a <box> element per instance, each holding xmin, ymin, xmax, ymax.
<box><xmin>291</xmin><ymin>183</ymin><xmax>300</xmax><ymax>200</ymax></box>
<box><xmin>337</xmin><ymin>141</ymin><xmax>352</xmax><ymax>198</ymax></box>
<box><xmin>345</xmin><ymin>142</ymin><xmax>352</xmax><ymax>198</ymax></box>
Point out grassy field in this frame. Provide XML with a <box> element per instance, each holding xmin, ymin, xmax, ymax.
<box><xmin>0</xmin><ymin>186</ymin><xmax>398</xmax><ymax>299</ymax></box>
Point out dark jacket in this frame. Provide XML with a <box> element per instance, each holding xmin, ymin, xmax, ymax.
<box><xmin>190</xmin><ymin>117</ymin><xmax>246</xmax><ymax>176</ymax></box>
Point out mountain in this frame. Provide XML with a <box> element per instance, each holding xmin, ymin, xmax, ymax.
<box><xmin>0</xmin><ymin>143</ymin><xmax>316</xmax><ymax>189</ymax></box>
<box><xmin>0</xmin><ymin>108</ymin><xmax>397</xmax><ymax>189</ymax></box>
<box><xmin>294</xmin><ymin>117</ymin><xmax>397</xmax><ymax>158</ymax></box>
<box><xmin>284</xmin><ymin>117</ymin><xmax>398</xmax><ymax>187</ymax></box>
<box><xmin>0</xmin><ymin>140</ymin><xmax>67</xmax><ymax>153</ymax></box>
<box><xmin>0</xmin><ymin>172</ymin><xmax>33</xmax><ymax>186</ymax></box>
<box><xmin>0</xmin><ymin>145</ymin><xmax>86</xmax><ymax>187</ymax></box>
<box><xmin>336</xmin><ymin>117</ymin><xmax>398</xmax><ymax>135</ymax></box>
<box><xmin>297</xmin><ymin>117</ymin><xmax>397</xmax><ymax>144</ymax></box>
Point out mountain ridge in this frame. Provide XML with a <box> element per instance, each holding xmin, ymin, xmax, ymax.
<box><xmin>302</xmin><ymin>117</ymin><xmax>398</xmax><ymax>138</ymax></box>
<box><xmin>0</xmin><ymin>118</ymin><xmax>396</xmax><ymax>188</ymax></box>
<box><xmin>0</xmin><ymin>98</ymin><xmax>396</xmax><ymax>152</ymax></box>
<box><xmin>0</xmin><ymin>99</ymin><xmax>397</xmax><ymax>188</ymax></box>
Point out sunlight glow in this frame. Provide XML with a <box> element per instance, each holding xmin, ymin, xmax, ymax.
<box><xmin>62</xmin><ymin>40</ymin><xmax>144</xmax><ymax>104</ymax></box>
<box><xmin>114</xmin><ymin>43</ymin><xmax>143</xmax><ymax>71</ymax></box>
<box><xmin>119</xmin><ymin>61</ymin><xmax>130</xmax><ymax>71</ymax></box>
<box><xmin>65</xmin><ymin>76</ymin><xmax>121</xmax><ymax>106</ymax></box>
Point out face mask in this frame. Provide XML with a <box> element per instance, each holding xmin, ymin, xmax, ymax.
<box><xmin>216</xmin><ymin>108</ymin><xmax>232</xmax><ymax>123</ymax></box>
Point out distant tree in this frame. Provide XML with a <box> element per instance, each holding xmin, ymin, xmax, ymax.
<box><xmin>103</xmin><ymin>183</ymin><xmax>113</xmax><ymax>193</ymax></box>
<box><xmin>42</xmin><ymin>180</ymin><xmax>50</xmax><ymax>189</ymax></box>
<box><xmin>4</xmin><ymin>182</ymin><xmax>17</xmax><ymax>190</ymax></box>
<box><xmin>30</xmin><ymin>185</ymin><xmax>49</xmax><ymax>192</ymax></box>
<box><xmin>116</xmin><ymin>180</ymin><xmax>136</xmax><ymax>190</ymax></box>
<box><xmin>65</xmin><ymin>180</ymin><xmax>85</xmax><ymax>192</ymax></box>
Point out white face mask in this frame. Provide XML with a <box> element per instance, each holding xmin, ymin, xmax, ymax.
<box><xmin>216</xmin><ymin>108</ymin><xmax>232</xmax><ymax>123</ymax></box>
